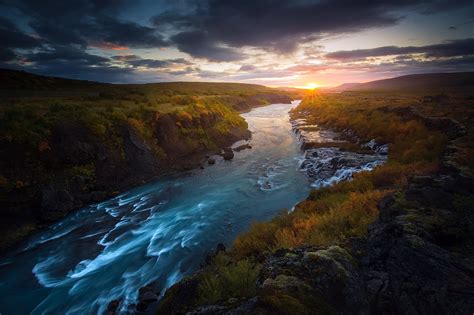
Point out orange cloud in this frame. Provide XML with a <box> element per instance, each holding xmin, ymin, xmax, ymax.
<box><xmin>90</xmin><ymin>42</ymin><xmax>129</xmax><ymax>50</ymax></box>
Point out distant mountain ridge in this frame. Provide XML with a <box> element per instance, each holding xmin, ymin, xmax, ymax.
<box><xmin>0</xmin><ymin>68</ymin><xmax>280</xmax><ymax>92</ymax></box>
<box><xmin>327</xmin><ymin>72</ymin><xmax>474</xmax><ymax>92</ymax></box>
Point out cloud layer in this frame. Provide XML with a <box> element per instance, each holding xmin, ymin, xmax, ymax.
<box><xmin>0</xmin><ymin>0</ymin><xmax>473</xmax><ymax>84</ymax></box>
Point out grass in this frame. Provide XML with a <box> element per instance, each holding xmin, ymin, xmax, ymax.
<box><xmin>197</xmin><ymin>253</ymin><xmax>261</xmax><ymax>304</ymax></box>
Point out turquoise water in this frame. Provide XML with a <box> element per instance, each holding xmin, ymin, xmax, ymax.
<box><xmin>0</xmin><ymin>102</ymin><xmax>313</xmax><ymax>314</ymax></box>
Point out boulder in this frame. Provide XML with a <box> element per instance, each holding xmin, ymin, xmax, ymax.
<box><xmin>221</xmin><ymin>148</ymin><xmax>234</xmax><ymax>160</ymax></box>
<box><xmin>105</xmin><ymin>299</ymin><xmax>121</xmax><ymax>315</ymax></box>
<box><xmin>208</xmin><ymin>158</ymin><xmax>216</xmax><ymax>165</ymax></box>
<box><xmin>136</xmin><ymin>285</ymin><xmax>159</xmax><ymax>312</ymax></box>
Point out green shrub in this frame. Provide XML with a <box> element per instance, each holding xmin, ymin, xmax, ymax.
<box><xmin>197</xmin><ymin>253</ymin><xmax>261</xmax><ymax>304</ymax></box>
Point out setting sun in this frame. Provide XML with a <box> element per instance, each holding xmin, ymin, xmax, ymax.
<box><xmin>294</xmin><ymin>82</ymin><xmax>322</xmax><ymax>90</ymax></box>
<box><xmin>305</xmin><ymin>83</ymin><xmax>320</xmax><ymax>90</ymax></box>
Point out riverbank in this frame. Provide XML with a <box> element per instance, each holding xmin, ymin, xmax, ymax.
<box><xmin>0</xmin><ymin>69</ymin><xmax>293</xmax><ymax>253</ymax></box>
<box><xmin>155</xmin><ymin>90</ymin><xmax>474</xmax><ymax>314</ymax></box>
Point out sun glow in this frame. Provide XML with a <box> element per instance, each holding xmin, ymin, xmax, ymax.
<box><xmin>294</xmin><ymin>82</ymin><xmax>322</xmax><ymax>90</ymax></box>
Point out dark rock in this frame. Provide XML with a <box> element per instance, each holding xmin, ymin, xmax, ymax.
<box><xmin>208</xmin><ymin>158</ymin><xmax>216</xmax><ymax>165</ymax></box>
<box><xmin>156</xmin><ymin>276</ymin><xmax>201</xmax><ymax>314</ymax></box>
<box><xmin>136</xmin><ymin>285</ymin><xmax>159</xmax><ymax>312</ymax></box>
<box><xmin>41</xmin><ymin>186</ymin><xmax>74</xmax><ymax>215</ymax></box>
<box><xmin>141</xmin><ymin>291</ymin><xmax>158</xmax><ymax>303</ymax></box>
<box><xmin>136</xmin><ymin>302</ymin><xmax>148</xmax><ymax>312</ymax></box>
<box><xmin>222</xmin><ymin>148</ymin><xmax>234</xmax><ymax>160</ymax></box>
<box><xmin>90</xmin><ymin>191</ymin><xmax>107</xmax><ymax>202</ymax></box>
<box><xmin>233</xmin><ymin>144</ymin><xmax>252</xmax><ymax>152</ymax></box>
<box><xmin>216</xmin><ymin>243</ymin><xmax>226</xmax><ymax>254</ymax></box>
<box><xmin>106</xmin><ymin>299</ymin><xmax>121</xmax><ymax>315</ymax></box>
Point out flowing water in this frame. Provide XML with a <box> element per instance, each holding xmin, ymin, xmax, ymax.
<box><xmin>0</xmin><ymin>101</ymin><xmax>385</xmax><ymax>314</ymax></box>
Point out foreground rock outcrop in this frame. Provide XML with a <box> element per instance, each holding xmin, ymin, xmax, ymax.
<box><xmin>155</xmin><ymin>168</ymin><xmax>474</xmax><ymax>314</ymax></box>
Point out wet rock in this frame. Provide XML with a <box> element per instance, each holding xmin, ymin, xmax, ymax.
<box><xmin>363</xmin><ymin>139</ymin><xmax>389</xmax><ymax>155</ymax></box>
<box><xmin>300</xmin><ymin>147</ymin><xmax>386</xmax><ymax>188</ymax></box>
<box><xmin>261</xmin><ymin>181</ymin><xmax>272</xmax><ymax>190</ymax></box>
<box><xmin>136</xmin><ymin>285</ymin><xmax>159</xmax><ymax>312</ymax></box>
<box><xmin>106</xmin><ymin>299</ymin><xmax>121</xmax><ymax>315</ymax></box>
<box><xmin>221</xmin><ymin>148</ymin><xmax>234</xmax><ymax>160</ymax></box>
<box><xmin>375</xmin><ymin>144</ymin><xmax>389</xmax><ymax>155</ymax></box>
<box><xmin>233</xmin><ymin>143</ymin><xmax>252</xmax><ymax>152</ymax></box>
<box><xmin>363</xmin><ymin>139</ymin><xmax>378</xmax><ymax>150</ymax></box>
<box><xmin>208</xmin><ymin>158</ymin><xmax>216</xmax><ymax>165</ymax></box>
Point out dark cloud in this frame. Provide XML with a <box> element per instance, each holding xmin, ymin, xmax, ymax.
<box><xmin>110</xmin><ymin>55</ymin><xmax>192</xmax><ymax>68</ymax></box>
<box><xmin>326</xmin><ymin>38</ymin><xmax>474</xmax><ymax>60</ymax></box>
<box><xmin>16</xmin><ymin>45</ymin><xmax>127</xmax><ymax>81</ymax></box>
<box><xmin>27</xmin><ymin>46</ymin><xmax>109</xmax><ymax>65</ymax></box>
<box><xmin>0</xmin><ymin>0</ymin><xmax>169</xmax><ymax>81</ymax></box>
<box><xmin>0</xmin><ymin>16</ymin><xmax>40</xmax><ymax>51</ymax></box>
<box><xmin>127</xmin><ymin>58</ymin><xmax>191</xmax><ymax>68</ymax></box>
<box><xmin>154</xmin><ymin>0</ymin><xmax>473</xmax><ymax>59</ymax></box>
<box><xmin>0</xmin><ymin>48</ymin><xmax>17</xmax><ymax>62</ymax></box>
<box><xmin>7</xmin><ymin>0</ymin><xmax>168</xmax><ymax>49</ymax></box>
<box><xmin>171</xmin><ymin>31</ymin><xmax>245</xmax><ymax>62</ymax></box>
<box><xmin>390</xmin><ymin>55</ymin><xmax>474</xmax><ymax>69</ymax></box>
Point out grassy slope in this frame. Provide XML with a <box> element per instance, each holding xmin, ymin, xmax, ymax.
<box><xmin>0</xmin><ymin>69</ymin><xmax>293</xmax><ymax>251</ymax></box>
<box><xmin>328</xmin><ymin>72</ymin><xmax>474</xmax><ymax>92</ymax></box>
<box><xmin>157</xmin><ymin>79</ymin><xmax>474</xmax><ymax>312</ymax></box>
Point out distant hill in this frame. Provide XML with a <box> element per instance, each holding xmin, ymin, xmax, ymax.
<box><xmin>0</xmin><ymin>68</ymin><xmax>284</xmax><ymax>96</ymax></box>
<box><xmin>0</xmin><ymin>69</ymin><xmax>108</xmax><ymax>91</ymax></box>
<box><xmin>328</xmin><ymin>72</ymin><xmax>474</xmax><ymax>92</ymax></box>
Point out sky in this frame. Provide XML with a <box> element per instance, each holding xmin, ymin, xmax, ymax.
<box><xmin>1</xmin><ymin>0</ymin><xmax>473</xmax><ymax>87</ymax></box>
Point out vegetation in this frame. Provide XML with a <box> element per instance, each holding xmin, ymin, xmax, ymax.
<box><xmin>0</xmin><ymin>69</ymin><xmax>293</xmax><ymax>252</ymax></box>
<box><xmin>197</xmin><ymin>253</ymin><xmax>261</xmax><ymax>304</ymax></box>
<box><xmin>190</xmin><ymin>89</ymin><xmax>474</xmax><ymax>306</ymax></box>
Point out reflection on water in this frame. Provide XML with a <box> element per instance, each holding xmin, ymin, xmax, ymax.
<box><xmin>0</xmin><ymin>101</ymin><xmax>313</xmax><ymax>314</ymax></box>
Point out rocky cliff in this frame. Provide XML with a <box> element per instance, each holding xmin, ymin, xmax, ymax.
<box><xmin>0</xmin><ymin>77</ymin><xmax>292</xmax><ymax>252</ymax></box>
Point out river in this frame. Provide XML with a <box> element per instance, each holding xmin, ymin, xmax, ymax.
<box><xmin>0</xmin><ymin>101</ymin><xmax>316</xmax><ymax>314</ymax></box>
<box><xmin>0</xmin><ymin>100</ymin><xmax>388</xmax><ymax>314</ymax></box>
